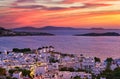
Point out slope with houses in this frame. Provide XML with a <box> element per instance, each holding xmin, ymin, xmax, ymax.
<box><xmin>0</xmin><ymin>46</ymin><xmax>120</xmax><ymax>79</ymax></box>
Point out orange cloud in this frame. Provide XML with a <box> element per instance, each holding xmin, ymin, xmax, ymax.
<box><xmin>0</xmin><ymin>7</ymin><xmax>120</xmax><ymax>29</ymax></box>
<box><xmin>0</xmin><ymin>0</ymin><xmax>120</xmax><ymax>28</ymax></box>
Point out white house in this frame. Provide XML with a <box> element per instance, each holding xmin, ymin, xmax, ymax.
<box><xmin>82</xmin><ymin>57</ymin><xmax>95</xmax><ymax>70</ymax></box>
<box><xmin>12</xmin><ymin>71</ymin><xmax>22</xmax><ymax>79</ymax></box>
<box><xmin>110</xmin><ymin>63</ymin><xmax>117</xmax><ymax>71</ymax></box>
<box><xmin>100</xmin><ymin>77</ymin><xmax>106</xmax><ymax>79</ymax></box>
<box><xmin>58</xmin><ymin>71</ymin><xmax>92</xmax><ymax>79</ymax></box>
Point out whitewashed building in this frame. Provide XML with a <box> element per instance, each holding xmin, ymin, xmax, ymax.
<box><xmin>82</xmin><ymin>57</ymin><xmax>95</xmax><ymax>70</ymax></box>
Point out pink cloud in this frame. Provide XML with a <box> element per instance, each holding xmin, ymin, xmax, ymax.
<box><xmin>16</xmin><ymin>0</ymin><xmax>35</xmax><ymax>3</ymax></box>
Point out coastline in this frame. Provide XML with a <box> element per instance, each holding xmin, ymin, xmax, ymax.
<box><xmin>0</xmin><ymin>47</ymin><xmax>120</xmax><ymax>79</ymax></box>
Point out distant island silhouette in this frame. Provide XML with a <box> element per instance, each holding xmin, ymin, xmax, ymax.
<box><xmin>12</xmin><ymin>26</ymin><xmax>78</xmax><ymax>30</ymax></box>
<box><xmin>12</xmin><ymin>26</ymin><xmax>120</xmax><ymax>31</ymax></box>
<box><xmin>90</xmin><ymin>28</ymin><xmax>104</xmax><ymax>30</ymax></box>
<box><xmin>75</xmin><ymin>32</ymin><xmax>120</xmax><ymax>36</ymax></box>
<box><xmin>0</xmin><ymin>27</ymin><xmax>54</xmax><ymax>36</ymax></box>
<box><xmin>1</xmin><ymin>26</ymin><xmax>120</xmax><ymax>36</ymax></box>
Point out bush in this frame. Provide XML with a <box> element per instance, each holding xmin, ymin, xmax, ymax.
<box><xmin>9</xmin><ymin>68</ymin><xmax>31</xmax><ymax>78</ymax></box>
<box><xmin>59</xmin><ymin>67</ymin><xmax>75</xmax><ymax>72</ymax></box>
<box><xmin>94</xmin><ymin>57</ymin><xmax>101</xmax><ymax>62</ymax></box>
<box><xmin>6</xmin><ymin>76</ymin><xmax>12</xmax><ymax>79</ymax></box>
<box><xmin>97</xmin><ymin>67</ymin><xmax>120</xmax><ymax>79</ymax></box>
<box><xmin>0</xmin><ymin>67</ymin><xmax>6</xmax><ymax>76</ymax></box>
<box><xmin>49</xmin><ymin>57</ymin><xmax>59</xmax><ymax>63</ymax></box>
<box><xmin>59</xmin><ymin>67</ymin><xmax>68</xmax><ymax>71</ymax></box>
<box><xmin>73</xmin><ymin>76</ymin><xmax>81</xmax><ymax>79</ymax></box>
<box><xmin>12</xmin><ymin>48</ymin><xmax>31</xmax><ymax>53</ymax></box>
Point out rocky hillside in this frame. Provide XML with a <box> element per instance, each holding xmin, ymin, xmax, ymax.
<box><xmin>0</xmin><ymin>27</ymin><xmax>54</xmax><ymax>36</ymax></box>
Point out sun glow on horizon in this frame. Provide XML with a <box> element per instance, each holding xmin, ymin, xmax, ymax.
<box><xmin>0</xmin><ymin>0</ymin><xmax>120</xmax><ymax>29</ymax></box>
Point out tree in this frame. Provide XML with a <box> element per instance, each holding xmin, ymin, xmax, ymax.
<box><xmin>12</xmin><ymin>48</ymin><xmax>20</xmax><ymax>52</ymax></box>
<box><xmin>94</xmin><ymin>57</ymin><xmax>101</xmax><ymax>62</ymax></box>
<box><xmin>106</xmin><ymin>58</ymin><xmax>113</xmax><ymax>63</ymax></box>
<box><xmin>12</xmin><ymin>48</ymin><xmax>31</xmax><ymax>53</ymax></box>
<box><xmin>68</xmin><ymin>67</ymin><xmax>75</xmax><ymax>72</ymax></box>
<box><xmin>38</xmin><ymin>48</ymin><xmax>42</xmax><ymax>50</ymax></box>
<box><xmin>112</xmin><ymin>67</ymin><xmax>120</xmax><ymax>79</ymax></box>
<box><xmin>97</xmin><ymin>67</ymin><xmax>120</xmax><ymax>79</ymax></box>
<box><xmin>73</xmin><ymin>76</ymin><xmax>81</xmax><ymax>79</ymax></box>
<box><xmin>6</xmin><ymin>76</ymin><xmax>13</xmax><ymax>79</ymax></box>
<box><xmin>22</xmin><ymin>69</ymin><xmax>31</xmax><ymax>77</ymax></box>
<box><xmin>9</xmin><ymin>68</ymin><xmax>31</xmax><ymax>78</ymax></box>
<box><xmin>21</xmin><ymin>48</ymin><xmax>31</xmax><ymax>52</ymax></box>
<box><xmin>0</xmin><ymin>67</ymin><xmax>6</xmax><ymax>76</ymax></box>
<box><xmin>59</xmin><ymin>67</ymin><xmax>68</xmax><ymax>71</ymax></box>
<box><xmin>59</xmin><ymin>67</ymin><xmax>75</xmax><ymax>72</ymax></box>
<box><xmin>13</xmin><ymin>77</ymin><xmax>17</xmax><ymax>79</ymax></box>
<box><xmin>9</xmin><ymin>69</ymin><xmax>16</xmax><ymax>75</ymax></box>
<box><xmin>106</xmin><ymin>58</ymin><xmax>113</xmax><ymax>70</ymax></box>
<box><xmin>49</xmin><ymin>57</ymin><xmax>59</xmax><ymax>63</ymax></box>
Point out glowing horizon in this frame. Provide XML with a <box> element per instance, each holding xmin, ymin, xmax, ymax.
<box><xmin>0</xmin><ymin>0</ymin><xmax>120</xmax><ymax>29</ymax></box>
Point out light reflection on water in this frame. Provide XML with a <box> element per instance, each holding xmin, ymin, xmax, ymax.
<box><xmin>0</xmin><ymin>36</ymin><xmax>120</xmax><ymax>60</ymax></box>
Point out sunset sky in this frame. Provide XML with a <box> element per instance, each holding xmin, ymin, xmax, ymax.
<box><xmin>0</xmin><ymin>0</ymin><xmax>120</xmax><ymax>29</ymax></box>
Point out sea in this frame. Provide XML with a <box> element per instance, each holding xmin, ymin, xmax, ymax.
<box><xmin>0</xmin><ymin>29</ymin><xmax>120</xmax><ymax>60</ymax></box>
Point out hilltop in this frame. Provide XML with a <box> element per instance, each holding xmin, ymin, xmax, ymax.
<box><xmin>75</xmin><ymin>32</ymin><xmax>120</xmax><ymax>36</ymax></box>
<box><xmin>0</xmin><ymin>27</ymin><xmax>54</xmax><ymax>36</ymax></box>
<box><xmin>12</xmin><ymin>26</ymin><xmax>79</xmax><ymax>30</ymax></box>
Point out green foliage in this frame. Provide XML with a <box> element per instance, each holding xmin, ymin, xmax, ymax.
<box><xmin>77</xmin><ymin>68</ymin><xmax>86</xmax><ymax>72</ymax></box>
<box><xmin>112</xmin><ymin>67</ymin><xmax>120</xmax><ymax>79</ymax></box>
<box><xmin>6</xmin><ymin>76</ymin><xmax>13</xmax><ymax>79</ymax></box>
<box><xmin>21</xmin><ymin>69</ymin><xmax>31</xmax><ymax>77</ymax></box>
<box><xmin>94</xmin><ymin>57</ymin><xmax>101</xmax><ymax>62</ymax></box>
<box><xmin>49</xmin><ymin>57</ymin><xmax>59</xmax><ymax>63</ymax></box>
<box><xmin>106</xmin><ymin>58</ymin><xmax>113</xmax><ymax>63</ymax></box>
<box><xmin>12</xmin><ymin>78</ymin><xmax>17</xmax><ymax>79</ymax></box>
<box><xmin>100</xmin><ymin>69</ymin><xmax>113</xmax><ymax>79</ymax></box>
<box><xmin>97</xmin><ymin>67</ymin><xmax>120</xmax><ymax>79</ymax></box>
<box><xmin>105</xmin><ymin>58</ymin><xmax>113</xmax><ymax>70</ymax></box>
<box><xmin>59</xmin><ymin>67</ymin><xmax>68</xmax><ymax>71</ymax></box>
<box><xmin>12</xmin><ymin>48</ymin><xmax>31</xmax><ymax>53</ymax></box>
<box><xmin>59</xmin><ymin>67</ymin><xmax>75</xmax><ymax>72</ymax></box>
<box><xmin>12</xmin><ymin>48</ymin><xmax>20</xmax><ymax>52</ymax></box>
<box><xmin>0</xmin><ymin>67</ymin><xmax>6</xmax><ymax>76</ymax></box>
<box><xmin>8</xmin><ymin>69</ymin><xmax>16</xmax><ymax>75</ymax></box>
<box><xmin>73</xmin><ymin>76</ymin><xmax>81</xmax><ymax>79</ymax></box>
<box><xmin>8</xmin><ymin>68</ymin><xmax>31</xmax><ymax>78</ymax></box>
<box><xmin>68</xmin><ymin>67</ymin><xmax>75</xmax><ymax>72</ymax></box>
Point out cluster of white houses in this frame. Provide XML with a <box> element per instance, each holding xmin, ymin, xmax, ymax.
<box><xmin>0</xmin><ymin>47</ymin><xmax>120</xmax><ymax>79</ymax></box>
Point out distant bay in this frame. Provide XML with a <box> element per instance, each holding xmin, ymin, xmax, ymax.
<box><xmin>0</xmin><ymin>35</ymin><xmax>120</xmax><ymax>60</ymax></box>
<box><xmin>13</xmin><ymin>29</ymin><xmax>120</xmax><ymax>35</ymax></box>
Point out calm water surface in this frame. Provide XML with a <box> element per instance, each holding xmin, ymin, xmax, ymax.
<box><xmin>0</xmin><ymin>36</ymin><xmax>120</xmax><ymax>60</ymax></box>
